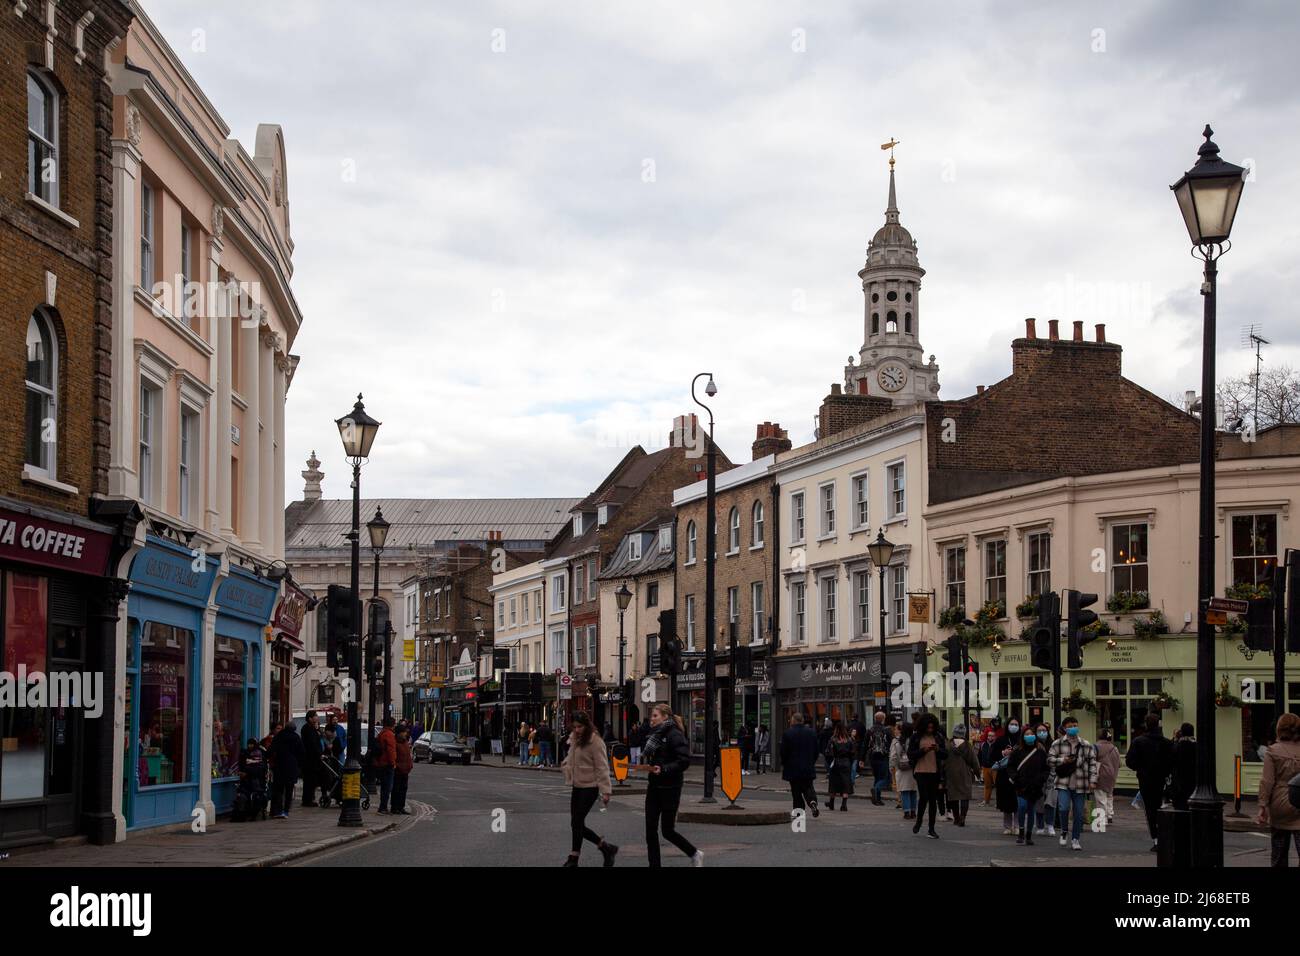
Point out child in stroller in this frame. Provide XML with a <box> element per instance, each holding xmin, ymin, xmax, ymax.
<box><xmin>233</xmin><ymin>737</ymin><xmax>270</xmax><ymax>822</ymax></box>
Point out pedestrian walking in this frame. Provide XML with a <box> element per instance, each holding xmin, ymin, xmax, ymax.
<box><xmin>1125</xmin><ymin>713</ymin><xmax>1173</xmax><ymax>852</ymax></box>
<box><xmin>1257</xmin><ymin>713</ymin><xmax>1300</xmax><ymax>867</ymax></box>
<box><xmin>560</xmin><ymin>712</ymin><xmax>617</xmax><ymax>866</ymax></box>
<box><xmin>817</xmin><ymin>717</ymin><xmax>834</xmax><ymax>787</ymax></box>
<box><xmin>628</xmin><ymin>720</ymin><xmax>646</xmax><ymax>769</ymax></box>
<box><xmin>642</xmin><ymin>703</ymin><xmax>702</xmax><ymax>866</ymax></box>
<box><xmin>1093</xmin><ymin>728</ymin><xmax>1121</xmax><ymax>824</ymax></box>
<box><xmin>1046</xmin><ymin>716</ymin><xmax>1098</xmax><ymax>851</ymax></box>
<box><xmin>848</xmin><ymin>714</ymin><xmax>867</xmax><ymax>790</ymax></box>
<box><xmin>755</xmin><ymin>724</ymin><xmax>771</xmax><ymax>774</ymax></box>
<box><xmin>518</xmin><ymin>721</ymin><xmax>531</xmax><ymax>766</ymax></box>
<box><xmin>1007</xmin><ymin>726</ymin><xmax>1047</xmax><ymax>846</ymax></box>
<box><xmin>978</xmin><ymin>718</ymin><xmax>1003</xmax><ymax>805</ymax></box>
<box><xmin>782</xmin><ymin>711</ymin><xmax>821</xmax><ymax>818</ymax></box>
<box><xmin>908</xmin><ymin>713</ymin><xmax>947</xmax><ymax>838</ymax></box>
<box><xmin>890</xmin><ymin>722</ymin><xmax>917</xmax><ymax>819</ymax></box>
<box><xmin>1170</xmin><ymin>723</ymin><xmax>1197</xmax><ymax>811</ymax></box>
<box><xmin>269</xmin><ymin>721</ymin><xmax>304</xmax><ymax>819</ymax></box>
<box><xmin>373</xmin><ymin>716</ymin><xmax>398</xmax><ymax>814</ymax></box>
<box><xmin>392</xmin><ymin>726</ymin><xmax>414</xmax><ymax>815</ymax></box>
<box><xmin>1032</xmin><ymin>724</ymin><xmax>1056</xmax><ymax>835</ymax></box>
<box><xmin>944</xmin><ymin>723</ymin><xmax>980</xmax><ymax>826</ymax></box>
<box><xmin>538</xmin><ymin>721</ymin><xmax>555</xmax><ymax>767</ymax></box>
<box><xmin>825</xmin><ymin>722</ymin><xmax>856</xmax><ymax>811</ymax></box>
<box><xmin>866</xmin><ymin>710</ymin><xmax>892</xmax><ymax>806</ymax></box>
<box><xmin>300</xmin><ymin>712</ymin><xmax>325</xmax><ymax>808</ymax></box>
<box><xmin>994</xmin><ymin>717</ymin><xmax>1023</xmax><ymax>833</ymax></box>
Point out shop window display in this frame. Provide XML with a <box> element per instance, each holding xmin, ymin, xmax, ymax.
<box><xmin>212</xmin><ymin>638</ymin><xmax>247</xmax><ymax>778</ymax></box>
<box><xmin>1</xmin><ymin>574</ymin><xmax>48</xmax><ymax>802</ymax></box>
<box><xmin>139</xmin><ymin>622</ymin><xmax>193</xmax><ymax>787</ymax></box>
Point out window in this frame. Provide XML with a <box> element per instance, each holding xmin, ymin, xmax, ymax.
<box><xmin>853</xmin><ymin>474</ymin><xmax>869</xmax><ymax>529</ymax></box>
<box><xmin>24</xmin><ymin>312</ymin><xmax>57</xmax><ymax>474</ymax></box>
<box><xmin>728</xmin><ymin>586</ymin><xmax>739</xmax><ymax>637</ymax></box>
<box><xmin>629</xmin><ymin>535</ymin><xmax>642</xmax><ymax>561</ymax></box>
<box><xmin>1230</xmin><ymin>514</ymin><xmax>1278</xmax><ymax>588</ymax></box>
<box><xmin>573</xmin><ymin>626</ymin><xmax>585</xmax><ymax>667</ymax></box>
<box><xmin>891</xmin><ymin>565</ymin><xmax>907</xmax><ymax>634</ymax></box>
<box><xmin>573</xmin><ymin>514</ymin><xmax>584</xmax><ymax>537</ymax></box>
<box><xmin>140</xmin><ymin>182</ymin><xmax>155</xmax><ymax>289</ymax></box>
<box><xmin>820</xmin><ymin>575</ymin><xmax>837</xmax><ymax>643</ymax></box>
<box><xmin>587</xmin><ymin>560</ymin><xmax>596</xmax><ymax>601</ymax></box>
<box><xmin>820</xmin><ymin>483</ymin><xmax>836</xmax><ymax>536</ymax></box>
<box><xmin>522</xmin><ymin>644</ymin><xmax>529</xmax><ymax>672</ymax></box>
<box><xmin>180</xmin><ymin>224</ymin><xmax>193</xmax><ymax>294</ymax></box>
<box><xmin>179</xmin><ymin>406</ymin><xmax>198</xmax><ymax>521</ymax></box>
<box><xmin>685</xmin><ymin>595</ymin><xmax>696</xmax><ymax>650</ymax></box>
<box><xmin>646</xmin><ymin>582</ymin><xmax>659</xmax><ymax>607</ymax></box>
<box><xmin>497</xmin><ymin>601</ymin><xmax>505</xmax><ymax>628</ymax></box>
<box><xmin>586</xmin><ymin>625</ymin><xmax>597</xmax><ymax>666</ymax></box>
<box><xmin>855</xmin><ymin>570</ymin><xmax>871</xmax><ymax>641</ymax></box>
<box><xmin>752</xmin><ymin>501</ymin><xmax>764</xmax><ymax>547</ymax></box>
<box><xmin>659</xmin><ymin>526</ymin><xmax>672</xmax><ymax>553</ymax></box>
<box><xmin>886</xmin><ymin>311</ymin><xmax>898</xmax><ymax>333</ymax></box>
<box><xmin>1240</xmin><ymin>680</ymin><xmax>1300</xmax><ymax>763</ymax></box>
<box><xmin>138</xmin><ymin>382</ymin><xmax>158</xmax><ymax>505</ymax></box>
<box><xmin>944</xmin><ymin>545</ymin><xmax>966</xmax><ymax>612</ymax></box>
<box><xmin>983</xmin><ymin>539</ymin><xmax>1007</xmax><ymax>610</ymax></box>
<box><xmin>535</xmin><ymin>589</ymin><xmax>543</xmax><ymax>622</ymax></box>
<box><xmin>521</xmin><ymin>592</ymin><xmax>529</xmax><ymax>623</ymax></box>
<box><xmin>211</xmin><ymin>637</ymin><xmax>247</xmax><ymax>778</ymax></box>
<box><xmin>509</xmin><ymin>597</ymin><xmax>517</xmax><ymax>626</ymax></box>
<box><xmin>791</xmin><ymin>491</ymin><xmax>806</xmax><ymax>542</ymax></box>
<box><xmin>1026</xmin><ymin>531</ymin><xmax>1051</xmax><ymax>598</ymax></box>
<box><xmin>728</xmin><ymin>507</ymin><xmax>740</xmax><ymax>553</ymax></box>
<box><xmin>551</xmin><ymin>574</ymin><xmax>566</xmax><ymax>612</ymax></box>
<box><xmin>791</xmin><ymin>580</ymin><xmax>806</xmax><ymax>645</ymax></box>
<box><xmin>686</xmin><ymin>520</ymin><xmax>697</xmax><ymax>564</ymax></box>
<box><xmin>27</xmin><ymin>70</ymin><xmax>58</xmax><ymax>206</ymax></box>
<box><xmin>1111</xmin><ymin>523</ymin><xmax>1149</xmax><ymax>594</ymax></box>
<box><xmin>887</xmin><ymin>462</ymin><xmax>906</xmax><ymax>518</ymax></box>
<box><xmin>573</xmin><ymin>564</ymin><xmax>585</xmax><ymax>605</ymax></box>
<box><xmin>550</xmin><ymin>628</ymin><xmax>566</xmax><ymax>672</ymax></box>
<box><xmin>996</xmin><ymin>673</ymin><xmax>1048</xmax><ymax>726</ymax></box>
<box><xmin>1095</xmin><ymin>677</ymin><xmax>1167</xmax><ymax>753</ymax></box>
<box><xmin>137</xmin><ymin>622</ymin><xmax>194</xmax><ymax>788</ymax></box>
<box><xmin>751</xmin><ymin>582</ymin><xmax>765</xmax><ymax>641</ymax></box>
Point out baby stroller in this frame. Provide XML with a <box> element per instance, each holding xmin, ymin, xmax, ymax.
<box><xmin>321</xmin><ymin>754</ymin><xmax>369</xmax><ymax>810</ymax></box>
<box><xmin>233</xmin><ymin>743</ymin><xmax>269</xmax><ymax>822</ymax></box>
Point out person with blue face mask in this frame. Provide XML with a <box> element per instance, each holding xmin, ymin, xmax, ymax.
<box><xmin>1046</xmin><ymin>715</ymin><xmax>1099</xmax><ymax>851</ymax></box>
<box><xmin>1007</xmin><ymin>725</ymin><xmax>1047</xmax><ymax>846</ymax></box>
<box><xmin>994</xmin><ymin>718</ymin><xmax>1024</xmax><ymax>834</ymax></box>
<box><xmin>1032</xmin><ymin>724</ymin><xmax>1057</xmax><ymax>836</ymax></box>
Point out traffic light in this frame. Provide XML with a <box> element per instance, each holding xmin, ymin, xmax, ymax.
<box><xmin>1245</xmin><ymin>596</ymin><xmax>1274</xmax><ymax>652</ymax></box>
<box><xmin>1066</xmin><ymin>589</ymin><xmax>1099</xmax><ymax>669</ymax></box>
<box><xmin>660</xmin><ymin>637</ymin><xmax>681</xmax><ymax>675</ymax></box>
<box><xmin>367</xmin><ymin>635</ymin><xmax>385</xmax><ymax>679</ymax></box>
<box><xmin>1030</xmin><ymin>591</ymin><xmax>1060</xmax><ymax>671</ymax></box>
<box><xmin>325</xmin><ymin>584</ymin><xmax>358</xmax><ymax>670</ymax></box>
<box><xmin>941</xmin><ymin>635</ymin><xmax>962</xmax><ymax>674</ymax></box>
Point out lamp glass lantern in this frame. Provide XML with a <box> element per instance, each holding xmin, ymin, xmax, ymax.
<box><xmin>1170</xmin><ymin>125</ymin><xmax>1246</xmax><ymax>246</ymax></box>
<box><xmin>367</xmin><ymin>506</ymin><xmax>391</xmax><ymax>552</ymax></box>
<box><xmin>867</xmin><ymin>530</ymin><xmax>895</xmax><ymax>569</ymax></box>
<box><xmin>616</xmin><ymin>582</ymin><xmax>632</xmax><ymax>612</ymax></box>
<box><xmin>336</xmin><ymin>394</ymin><xmax>382</xmax><ymax>460</ymax></box>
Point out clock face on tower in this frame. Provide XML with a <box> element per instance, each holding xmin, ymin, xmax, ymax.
<box><xmin>877</xmin><ymin>363</ymin><xmax>908</xmax><ymax>393</ymax></box>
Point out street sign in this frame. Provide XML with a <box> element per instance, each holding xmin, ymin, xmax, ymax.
<box><xmin>908</xmin><ymin>594</ymin><xmax>932</xmax><ymax>624</ymax></box>
<box><xmin>559</xmin><ymin>686</ymin><xmax>572</xmax><ymax>700</ymax></box>
<box><xmin>719</xmin><ymin>746</ymin><xmax>743</xmax><ymax>803</ymax></box>
<box><xmin>559</xmin><ymin>672</ymin><xmax>573</xmax><ymax>687</ymax></box>
<box><xmin>1209</xmin><ymin>597</ymin><xmax>1249</xmax><ymax>614</ymax></box>
<box><xmin>1206</xmin><ymin>608</ymin><xmax>1229</xmax><ymax>626</ymax></box>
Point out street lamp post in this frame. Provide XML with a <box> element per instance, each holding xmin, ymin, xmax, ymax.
<box><xmin>692</xmin><ymin>372</ymin><xmax>719</xmax><ymax>803</ymax></box>
<box><xmin>335</xmin><ymin>394</ymin><xmax>381</xmax><ymax>828</ymax></box>
<box><xmin>1170</xmin><ymin>125</ymin><xmax>1247</xmax><ymax>868</ymax></box>
<box><xmin>366</xmin><ymin>506</ymin><xmax>390</xmax><ymax>748</ymax></box>
<box><xmin>868</xmin><ymin>530</ymin><xmax>896</xmax><ymax>713</ymax></box>
<box><xmin>616</xmin><ymin>582</ymin><xmax>632</xmax><ymax>741</ymax></box>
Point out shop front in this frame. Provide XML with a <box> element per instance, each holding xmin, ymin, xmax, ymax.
<box><xmin>122</xmin><ymin>536</ymin><xmax>219</xmax><ymax>831</ymax></box>
<box><xmin>773</xmin><ymin>645</ymin><xmax>924</xmax><ymax>736</ymax></box>
<box><xmin>733</xmin><ymin>656</ymin><xmax>773</xmax><ymax>739</ymax></box>
<box><xmin>268</xmin><ymin>581</ymin><xmax>310</xmax><ymax>730</ymax></box>
<box><xmin>0</xmin><ymin>500</ymin><xmax>119</xmax><ymax>849</ymax></box>
<box><xmin>210</xmin><ymin>568</ymin><xmax>279</xmax><ymax>814</ymax></box>
<box><xmin>965</xmin><ymin>634</ymin><xmax>1300</xmax><ymax>795</ymax></box>
<box><xmin>672</xmin><ymin>654</ymin><xmax>709</xmax><ymax>756</ymax></box>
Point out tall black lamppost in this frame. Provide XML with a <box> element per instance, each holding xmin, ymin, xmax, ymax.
<box><xmin>335</xmin><ymin>394</ymin><xmax>380</xmax><ymax>827</ymax></box>
<box><xmin>365</xmin><ymin>505</ymin><xmax>390</xmax><ymax>743</ymax></box>
<box><xmin>1170</xmin><ymin>125</ymin><xmax>1246</xmax><ymax>868</ymax></box>
<box><xmin>616</xmin><ymin>581</ymin><xmax>632</xmax><ymax>740</ymax></box>
<box><xmin>868</xmin><ymin>530</ymin><xmax>895</xmax><ymax>712</ymax></box>
<box><xmin>692</xmin><ymin>372</ymin><xmax>718</xmax><ymax>802</ymax></box>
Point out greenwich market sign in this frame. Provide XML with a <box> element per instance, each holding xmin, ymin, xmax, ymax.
<box><xmin>0</xmin><ymin>507</ymin><xmax>111</xmax><ymax>576</ymax></box>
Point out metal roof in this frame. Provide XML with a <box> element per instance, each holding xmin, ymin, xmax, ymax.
<box><xmin>284</xmin><ymin>498</ymin><xmax>581</xmax><ymax>552</ymax></box>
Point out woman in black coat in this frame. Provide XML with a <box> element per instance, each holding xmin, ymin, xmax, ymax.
<box><xmin>1007</xmin><ymin>732</ymin><xmax>1048</xmax><ymax>845</ymax></box>
<box><xmin>824</xmin><ymin>723</ymin><xmax>856</xmax><ymax>811</ymax></box>
<box><xmin>994</xmin><ymin>717</ymin><xmax>1024</xmax><ymax>834</ymax></box>
<box><xmin>642</xmin><ymin>703</ymin><xmax>702</xmax><ymax>866</ymax></box>
<box><xmin>907</xmin><ymin>713</ymin><xmax>948</xmax><ymax>837</ymax></box>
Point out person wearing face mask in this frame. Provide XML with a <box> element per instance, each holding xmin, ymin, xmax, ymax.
<box><xmin>1093</xmin><ymin>728</ymin><xmax>1122</xmax><ymax>824</ymax></box>
<box><xmin>1046</xmin><ymin>715</ymin><xmax>1098</xmax><ymax>851</ymax></box>
<box><xmin>994</xmin><ymin>717</ymin><xmax>1023</xmax><ymax>834</ymax></box>
<box><xmin>943</xmin><ymin>724</ymin><xmax>980</xmax><ymax>826</ymax></box>
<box><xmin>1032</xmin><ymin>724</ymin><xmax>1057</xmax><ymax>836</ymax></box>
<box><xmin>1007</xmin><ymin>723</ymin><xmax>1047</xmax><ymax>845</ymax></box>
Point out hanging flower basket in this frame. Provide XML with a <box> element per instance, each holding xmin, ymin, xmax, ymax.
<box><xmin>1107</xmin><ymin>590</ymin><xmax>1151</xmax><ymax>613</ymax></box>
<box><xmin>1015</xmin><ymin>596</ymin><xmax>1039</xmax><ymax>619</ymax></box>
<box><xmin>938</xmin><ymin>605</ymin><xmax>965</xmax><ymax>630</ymax></box>
<box><xmin>1061</xmin><ymin>689</ymin><xmax>1098</xmax><ymax>714</ymax></box>
<box><xmin>1215</xmin><ymin>678</ymin><xmax>1244</xmax><ymax>708</ymax></box>
<box><xmin>1151</xmin><ymin>692</ymin><xmax>1181</xmax><ymax>711</ymax></box>
<box><xmin>1132</xmin><ymin>610</ymin><xmax>1169</xmax><ymax>640</ymax></box>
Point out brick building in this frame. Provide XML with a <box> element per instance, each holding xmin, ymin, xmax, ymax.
<box><xmin>2</xmin><ymin>0</ymin><xmax>136</xmax><ymax>849</ymax></box>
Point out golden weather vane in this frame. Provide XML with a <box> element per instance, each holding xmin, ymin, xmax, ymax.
<box><xmin>881</xmin><ymin>137</ymin><xmax>900</xmax><ymax>170</ymax></box>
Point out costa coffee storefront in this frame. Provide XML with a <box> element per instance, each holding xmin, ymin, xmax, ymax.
<box><xmin>0</xmin><ymin>500</ymin><xmax>120</xmax><ymax>849</ymax></box>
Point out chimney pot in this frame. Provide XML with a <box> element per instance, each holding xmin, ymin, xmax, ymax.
<box><xmin>1025</xmin><ymin>317</ymin><xmax>1037</xmax><ymax>339</ymax></box>
<box><xmin>976</xmin><ymin>385</ymin><xmax>985</xmax><ymax>395</ymax></box>
<box><xmin>1072</xmin><ymin>320</ymin><xmax>1084</xmax><ymax>342</ymax></box>
<box><xmin>831</xmin><ymin>383</ymin><xmax>842</xmax><ymax>396</ymax></box>
<box><xmin>1048</xmin><ymin>319</ymin><xmax>1059</xmax><ymax>341</ymax></box>
<box><xmin>1095</xmin><ymin>323</ymin><xmax>1106</xmax><ymax>343</ymax></box>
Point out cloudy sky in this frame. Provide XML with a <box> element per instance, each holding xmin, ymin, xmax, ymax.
<box><xmin>143</xmin><ymin>0</ymin><xmax>1300</xmax><ymax>501</ymax></box>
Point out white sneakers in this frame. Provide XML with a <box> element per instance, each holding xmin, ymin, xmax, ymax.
<box><xmin>1003</xmin><ymin>827</ymin><xmax>1014</xmax><ymax>835</ymax></box>
<box><xmin>1047</xmin><ymin>825</ymin><xmax>1056</xmax><ymax>836</ymax></box>
<box><xmin>692</xmin><ymin>850</ymin><xmax>705</xmax><ymax>867</ymax></box>
<box><xmin>1071</xmin><ymin>839</ymin><xmax>1082</xmax><ymax>851</ymax></box>
<box><xmin>1059</xmin><ymin>833</ymin><xmax>1068</xmax><ymax>847</ymax></box>
<box><xmin>1034</xmin><ymin>827</ymin><xmax>1047</xmax><ymax>836</ymax></box>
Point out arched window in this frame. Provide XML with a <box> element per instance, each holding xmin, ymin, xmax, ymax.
<box><xmin>27</xmin><ymin>70</ymin><xmax>58</xmax><ymax>206</ymax></box>
<box><xmin>871</xmin><ymin>312</ymin><xmax>879</xmax><ymax>335</ymax></box>
<box><xmin>686</xmin><ymin>520</ymin><xmax>697</xmax><ymax>563</ymax></box>
<box><xmin>25</xmin><ymin>311</ymin><xmax>57</xmax><ymax>474</ymax></box>
<box><xmin>752</xmin><ymin>501</ymin><xmax>765</xmax><ymax>547</ymax></box>
<box><xmin>728</xmin><ymin>507</ymin><xmax>740</xmax><ymax>552</ymax></box>
<box><xmin>886</xmin><ymin>310</ymin><xmax>898</xmax><ymax>333</ymax></box>
<box><xmin>904</xmin><ymin>312</ymin><xmax>913</xmax><ymax>334</ymax></box>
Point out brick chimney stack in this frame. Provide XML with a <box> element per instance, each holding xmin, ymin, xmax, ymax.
<box><xmin>1073</xmin><ymin>320</ymin><xmax>1084</xmax><ymax>342</ymax></box>
<box><xmin>1025</xmin><ymin>317</ymin><xmax>1037</xmax><ymax>339</ymax></box>
<box><xmin>752</xmin><ymin>422</ymin><xmax>792</xmax><ymax>461</ymax></box>
<box><xmin>1095</xmin><ymin>323</ymin><xmax>1106</xmax><ymax>343</ymax></box>
<box><xmin>1048</xmin><ymin>319</ymin><xmax>1060</xmax><ymax>341</ymax></box>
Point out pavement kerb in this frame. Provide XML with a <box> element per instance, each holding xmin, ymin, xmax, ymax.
<box><xmin>237</xmin><ymin>823</ymin><xmax>396</xmax><ymax>867</ymax></box>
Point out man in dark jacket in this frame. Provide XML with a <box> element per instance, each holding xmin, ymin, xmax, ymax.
<box><xmin>269</xmin><ymin>722</ymin><xmax>305</xmax><ymax>819</ymax></box>
<box><xmin>373</xmin><ymin>717</ymin><xmax>399</xmax><ymax>813</ymax></box>
<box><xmin>781</xmin><ymin>712</ymin><xmax>820</xmax><ymax>817</ymax></box>
<box><xmin>300</xmin><ymin>713</ymin><xmax>325</xmax><ymax>807</ymax></box>
<box><xmin>1171</xmin><ymin>723</ymin><xmax>1197</xmax><ymax>811</ymax></box>
<box><xmin>1126</xmin><ymin>713</ymin><xmax>1174</xmax><ymax>849</ymax></box>
<box><xmin>866</xmin><ymin>710</ymin><xmax>893</xmax><ymax>806</ymax></box>
<box><xmin>643</xmin><ymin>706</ymin><xmax>701</xmax><ymax>866</ymax></box>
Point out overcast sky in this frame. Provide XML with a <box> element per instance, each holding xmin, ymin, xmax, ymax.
<box><xmin>144</xmin><ymin>0</ymin><xmax>1300</xmax><ymax>502</ymax></box>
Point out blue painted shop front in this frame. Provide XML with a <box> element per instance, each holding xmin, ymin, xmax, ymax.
<box><xmin>210</xmin><ymin>568</ymin><xmax>277</xmax><ymax>814</ymax></box>
<box><xmin>124</xmin><ymin>537</ymin><xmax>218</xmax><ymax>830</ymax></box>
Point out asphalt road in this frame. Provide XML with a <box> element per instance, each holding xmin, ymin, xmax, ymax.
<box><xmin>299</xmin><ymin>762</ymin><xmax>1273</xmax><ymax>868</ymax></box>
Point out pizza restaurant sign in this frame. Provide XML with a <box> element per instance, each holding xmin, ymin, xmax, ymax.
<box><xmin>800</xmin><ymin>657</ymin><xmax>880</xmax><ymax>684</ymax></box>
<box><xmin>0</xmin><ymin>508</ymin><xmax>110</xmax><ymax>576</ymax></box>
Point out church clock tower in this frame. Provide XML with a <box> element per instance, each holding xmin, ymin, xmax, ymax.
<box><xmin>844</xmin><ymin>144</ymin><xmax>940</xmax><ymax>404</ymax></box>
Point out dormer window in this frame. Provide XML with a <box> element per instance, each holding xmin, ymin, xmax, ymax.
<box><xmin>573</xmin><ymin>514</ymin><xmax>584</xmax><ymax>537</ymax></box>
<box><xmin>598</xmin><ymin>505</ymin><xmax>608</xmax><ymax>526</ymax></box>
<box><xmin>629</xmin><ymin>536</ymin><xmax>642</xmax><ymax>561</ymax></box>
<box><xmin>659</xmin><ymin>526</ymin><xmax>672</xmax><ymax>553</ymax></box>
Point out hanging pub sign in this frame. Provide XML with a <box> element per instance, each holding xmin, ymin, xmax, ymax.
<box><xmin>908</xmin><ymin>593</ymin><xmax>932</xmax><ymax>624</ymax></box>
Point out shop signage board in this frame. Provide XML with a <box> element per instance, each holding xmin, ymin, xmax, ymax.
<box><xmin>1208</xmin><ymin>597</ymin><xmax>1249</xmax><ymax>614</ymax></box>
<box><xmin>403</xmin><ymin>638</ymin><xmax>415</xmax><ymax>661</ymax></box>
<box><xmin>0</xmin><ymin>506</ymin><xmax>112</xmax><ymax>576</ymax></box>
<box><xmin>908</xmin><ymin>593</ymin><xmax>932</xmax><ymax>624</ymax></box>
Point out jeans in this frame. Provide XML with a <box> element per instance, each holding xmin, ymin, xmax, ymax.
<box><xmin>914</xmin><ymin>773</ymin><xmax>940</xmax><ymax>831</ymax></box>
<box><xmin>570</xmin><ymin>786</ymin><xmax>603</xmax><ymax>853</ymax></box>
<box><xmin>646</xmin><ymin>785</ymin><xmax>697</xmax><ymax>866</ymax></box>
<box><xmin>871</xmin><ymin>754</ymin><xmax>889</xmax><ymax>794</ymax></box>
<box><xmin>901</xmin><ymin>789</ymin><xmax>917</xmax><ymax>812</ymax></box>
<box><xmin>1016</xmin><ymin>795</ymin><xmax>1035</xmax><ymax>832</ymax></box>
<box><xmin>1057</xmin><ymin>789</ymin><xmax>1087</xmax><ymax>841</ymax></box>
<box><xmin>391</xmin><ymin>771</ymin><xmax>409</xmax><ymax>813</ymax></box>
<box><xmin>377</xmin><ymin>766</ymin><xmax>395</xmax><ymax>811</ymax></box>
<box><xmin>519</xmin><ymin>741</ymin><xmax>529</xmax><ymax>765</ymax></box>
<box><xmin>1271</xmin><ymin>830</ymin><xmax>1300</xmax><ymax>867</ymax></box>
<box><xmin>849</xmin><ymin>758</ymin><xmax>858</xmax><ymax>785</ymax></box>
<box><xmin>540</xmin><ymin>742</ymin><xmax>552</xmax><ymax>766</ymax></box>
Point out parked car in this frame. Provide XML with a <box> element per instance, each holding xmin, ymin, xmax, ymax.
<box><xmin>413</xmin><ymin>731</ymin><xmax>472</xmax><ymax>765</ymax></box>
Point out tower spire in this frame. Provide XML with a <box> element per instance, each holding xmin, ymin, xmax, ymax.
<box><xmin>880</xmin><ymin>137</ymin><xmax>900</xmax><ymax>223</ymax></box>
